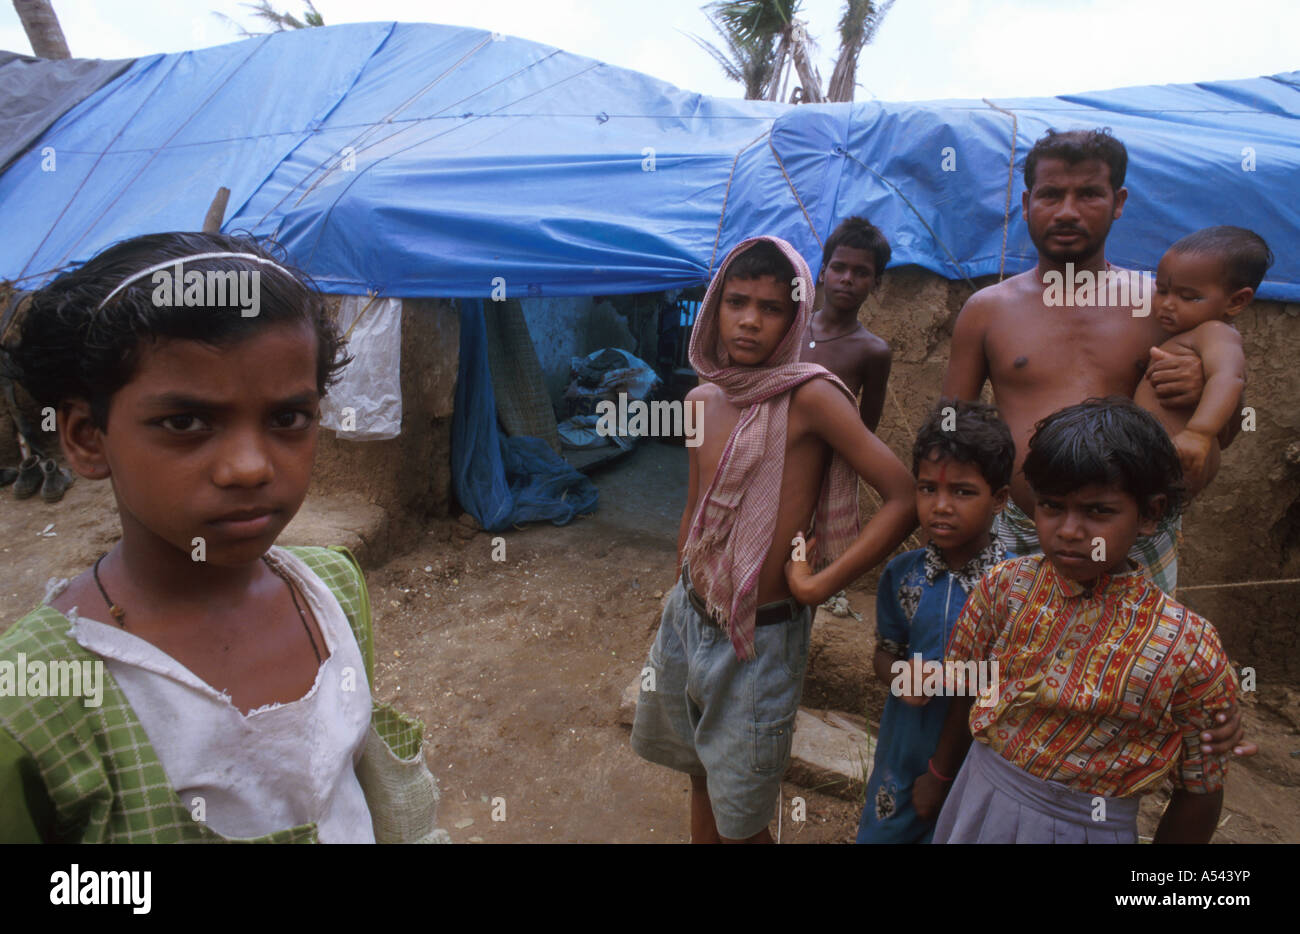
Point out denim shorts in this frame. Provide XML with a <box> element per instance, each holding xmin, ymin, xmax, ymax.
<box><xmin>630</xmin><ymin>576</ymin><xmax>812</xmax><ymax>840</ymax></box>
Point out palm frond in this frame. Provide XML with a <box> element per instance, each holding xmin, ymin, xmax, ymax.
<box><xmin>707</xmin><ymin>0</ymin><xmax>801</xmax><ymax>46</ymax></box>
<box><xmin>685</xmin><ymin>31</ymin><xmax>745</xmax><ymax>84</ymax></box>
<box><xmin>232</xmin><ymin>1</ymin><xmax>325</xmax><ymax>33</ymax></box>
<box><xmin>837</xmin><ymin>0</ymin><xmax>893</xmax><ymax>50</ymax></box>
<box><xmin>688</xmin><ymin>8</ymin><xmax>780</xmax><ymax>99</ymax></box>
<box><xmin>211</xmin><ymin>10</ymin><xmax>260</xmax><ymax>39</ymax></box>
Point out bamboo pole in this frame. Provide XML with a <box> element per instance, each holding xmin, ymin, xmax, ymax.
<box><xmin>201</xmin><ymin>186</ymin><xmax>231</xmax><ymax>233</ymax></box>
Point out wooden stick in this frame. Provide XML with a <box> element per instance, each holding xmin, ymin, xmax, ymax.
<box><xmin>201</xmin><ymin>187</ymin><xmax>231</xmax><ymax>233</ymax></box>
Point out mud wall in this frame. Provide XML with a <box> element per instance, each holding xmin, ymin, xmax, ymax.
<box><xmin>310</xmin><ymin>296</ymin><xmax>460</xmax><ymax>554</ymax></box>
<box><xmin>855</xmin><ymin>267</ymin><xmax>1300</xmax><ymax>682</ymax></box>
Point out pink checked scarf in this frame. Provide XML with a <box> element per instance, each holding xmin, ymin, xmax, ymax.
<box><xmin>682</xmin><ymin>236</ymin><xmax>860</xmax><ymax>661</ymax></box>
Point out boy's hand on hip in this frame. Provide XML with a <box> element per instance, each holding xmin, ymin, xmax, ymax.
<box><xmin>1201</xmin><ymin>705</ymin><xmax>1257</xmax><ymax>757</ymax></box>
<box><xmin>784</xmin><ymin>532</ymin><xmax>824</xmax><ymax>604</ymax></box>
<box><xmin>911</xmin><ymin>771</ymin><xmax>947</xmax><ymax>822</ymax></box>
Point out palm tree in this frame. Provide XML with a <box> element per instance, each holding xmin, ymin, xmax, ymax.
<box><xmin>214</xmin><ymin>1</ymin><xmax>324</xmax><ymax>39</ymax></box>
<box><xmin>826</xmin><ymin>0</ymin><xmax>894</xmax><ymax>102</ymax></box>
<box><xmin>706</xmin><ymin>0</ymin><xmax>817</xmax><ymax>103</ymax></box>
<box><xmin>12</xmin><ymin>0</ymin><xmax>70</xmax><ymax>59</ymax></box>
<box><xmin>686</xmin><ymin>13</ymin><xmax>778</xmax><ymax>100</ymax></box>
<box><xmin>785</xmin><ymin>17</ymin><xmax>824</xmax><ymax>103</ymax></box>
<box><xmin>691</xmin><ymin>0</ymin><xmax>893</xmax><ymax>103</ymax></box>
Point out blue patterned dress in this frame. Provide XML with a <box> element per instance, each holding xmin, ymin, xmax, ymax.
<box><xmin>856</xmin><ymin>540</ymin><xmax>1008</xmax><ymax>844</ymax></box>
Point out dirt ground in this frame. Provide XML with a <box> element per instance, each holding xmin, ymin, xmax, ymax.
<box><xmin>1</xmin><ymin>442</ymin><xmax>1298</xmax><ymax>843</ymax></box>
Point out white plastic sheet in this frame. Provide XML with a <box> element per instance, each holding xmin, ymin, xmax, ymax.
<box><xmin>320</xmin><ymin>295</ymin><xmax>403</xmax><ymax>441</ymax></box>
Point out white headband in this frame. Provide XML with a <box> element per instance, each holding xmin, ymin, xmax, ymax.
<box><xmin>96</xmin><ymin>252</ymin><xmax>294</xmax><ymax>311</ymax></box>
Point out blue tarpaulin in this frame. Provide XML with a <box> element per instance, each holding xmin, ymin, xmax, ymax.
<box><xmin>2</xmin><ymin>22</ymin><xmax>1295</xmax><ymax>300</ymax></box>
<box><xmin>720</xmin><ymin>79</ymin><xmax>1300</xmax><ymax>299</ymax></box>
<box><xmin>3</xmin><ymin>22</ymin><xmax>1297</xmax><ymax>528</ymax></box>
<box><xmin>0</xmin><ymin>22</ymin><xmax>780</xmax><ymax>296</ymax></box>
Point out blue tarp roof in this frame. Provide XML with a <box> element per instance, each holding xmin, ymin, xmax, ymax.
<box><xmin>724</xmin><ymin>76</ymin><xmax>1300</xmax><ymax>300</ymax></box>
<box><xmin>1</xmin><ymin>22</ymin><xmax>1297</xmax><ymax>300</ymax></box>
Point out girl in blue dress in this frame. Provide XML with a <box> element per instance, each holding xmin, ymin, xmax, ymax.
<box><xmin>857</xmin><ymin>400</ymin><xmax>1015</xmax><ymax>844</ymax></box>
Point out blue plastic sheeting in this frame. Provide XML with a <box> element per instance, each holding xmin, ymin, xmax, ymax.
<box><xmin>0</xmin><ymin>51</ymin><xmax>132</xmax><ymax>175</ymax></box>
<box><xmin>452</xmin><ymin>300</ymin><xmax>598</xmax><ymax>530</ymax></box>
<box><xmin>719</xmin><ymin>74</ymin><xmax>1300</xmax><ymax>301</ymax></box>
<box><xmin>0</xmin><ymin>22</ymin><xmax>779</xmax><ymax>296</ymax></box>
<box><xmin>0</xmin><ymin>21</ymin><xmax>1295</xmax><ymax>300</ymax></box>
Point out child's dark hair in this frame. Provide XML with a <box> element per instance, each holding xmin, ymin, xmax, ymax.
<box><xmin>912</xmin><ymin>399</ymin><xmax>1015</xmax><ymax>491</ymax></box>
<box><xmin>1169</xmin><ymin>225</ymin><xmax>1274</xmax><ymax>295</ymax></box>
<box><xmin>1022</xmin><ymin>397</ymin><xmax>1185</xmax><ymax>521</ymax></box>
<box><xmin>1024</xmin><ymin>127</ymin><xmax>1127</xmax><ymax>193</ymax></box>
<box><xmin>820</xmin><ymin>216</ymin><xmax>891</xmax><ymax>279</ymax></box>
<box><xmin>726</xmin><ymin>239</ymin><xmax>797</xmax><ymax>285</ymax></box>
<box><xmin>7</xmin><ymin>231</ymin><xmax>349</xmax><ymax>429</ymax></box>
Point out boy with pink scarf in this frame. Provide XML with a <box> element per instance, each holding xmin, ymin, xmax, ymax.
<box><xmin>631</xmin><ymin>237</ymin><xmax>916</xmax><ymax>843</ymax></box>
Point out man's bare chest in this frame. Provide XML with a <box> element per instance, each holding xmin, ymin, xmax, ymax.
<box><xmin>986</xmin><ymin>309</ymin><xmax>1152</xmax><ymax>391</ymax></box>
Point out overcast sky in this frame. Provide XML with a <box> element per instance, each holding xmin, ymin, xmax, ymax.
<box><xmin>1</xmin><ymin>0</ymin><xmax>1297</xmax><ymax>101</ymax></box>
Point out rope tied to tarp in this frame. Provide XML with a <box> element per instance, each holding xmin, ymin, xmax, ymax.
<box><xmin>982</xmin><ymin>98</ymin><xmax>1019</xmax><ymax>282</ymax></box>
<box><xmin>839</xmin><ymin>148</ymin><xmax>979</xmax><ymax>294</ymax></box>
<box><xmin>768</xmin><ymin>130</ymin><xmax>823</xmax><ymax>250</ymax></box>
<box><xmin>340</xmin><ymin>290</ymin><xmax>382</xmax><ymax>342</ymax></box>
<box><xmin>275</xmin><ymin>33</ymin><xmax>498</xmax><ymax>218</ymax></box>
<box><xmin>707</xmin><ymin>129</ymin><xmax>768</xmax><ymax>279</ymax></box>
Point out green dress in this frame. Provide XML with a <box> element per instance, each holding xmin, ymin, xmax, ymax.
<box><xmin>0</xmin><ymin>546</ymin><xmax>445</xmax><ymax>844</ymax></box>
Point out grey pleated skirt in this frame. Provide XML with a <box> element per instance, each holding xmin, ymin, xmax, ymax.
<box><xmin>932</xmin><ymin>741</ymin><xmax>1139</xmax><ymax>844</ymax></box>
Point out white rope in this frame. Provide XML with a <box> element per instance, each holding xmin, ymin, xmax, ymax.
<box><xmin>1177</xmin><ymin>577</ymin><xmax>1300</xmax><ymax>593</ymax></box>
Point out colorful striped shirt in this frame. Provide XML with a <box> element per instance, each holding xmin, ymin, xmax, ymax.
<box><xmin>945</xmin><ymin>554</ymin><xmax>1235</xmax><ymax>798</ymax></box>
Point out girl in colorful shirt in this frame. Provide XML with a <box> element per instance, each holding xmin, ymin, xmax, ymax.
<box><xmin>926</xmin><ymin>397</ymin><xmax>1237</xmax><ymax>844</ymax></box>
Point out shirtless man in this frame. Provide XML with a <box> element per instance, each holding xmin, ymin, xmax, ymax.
<box><xmin>803</xmin><ymin>217</ymin><xmax>892</xmax><ymax>432</ymax></box>
<box><xmin>942</xmin><ymin>127</ymin><xmax>1229</xmax><ymax>594</ymax></box>
<box><xmin>942</xmin><ymin>128</ymin><xmax>1253</xmax><ymax>757</ymax></box>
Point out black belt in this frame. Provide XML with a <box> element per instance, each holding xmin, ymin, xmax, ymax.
<box><xmin>681</xmin><ymin>566</ymin><xmax>802</xmax><ymax>627</ymax></box>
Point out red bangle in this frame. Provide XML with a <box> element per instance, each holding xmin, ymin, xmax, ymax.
<box><xmin>928</xmin><ymin>758</ymin><xmax>954</xmax><ymax>783</ymax></box>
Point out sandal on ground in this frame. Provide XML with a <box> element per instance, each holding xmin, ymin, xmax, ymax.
<box><xmin>39</xmin><ymin>458</ymin><xmax>74</xmax><ymax>503</ymax></box>
<box><xmin>11</xmin><ymin>455</ymin><xmax>42</xmax><ymax>499</ymax></box>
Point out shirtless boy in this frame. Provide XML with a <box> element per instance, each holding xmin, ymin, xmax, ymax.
<box><xmin>943</xmin><ymin>128</ymin><xmax>1222</xmax><ymax>594</ymax></box>
<box><xmin>942</xmin><ymin>127</ymin><xmax>1253</xmax><ymax>756</ymax></box>
<box><xmin>631</xmin><ymin>236</ymin><xmax>915</xmax><ymax>843</ymax></box>
<box><xmin>1135</xmin><ymin>226</ymin><xmax>1271</xmax><ymax>496</ymax></box>
<box><xmin>803</xmin><ymin>217</ymin><xmax>892</xmax><ymax>431</ymax></box>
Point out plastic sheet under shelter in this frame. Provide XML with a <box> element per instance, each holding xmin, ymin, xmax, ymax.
<box><xmin>453</xmin><ymin>300</ymin><xmax>598</xmax><ymax>531</ymax></box>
